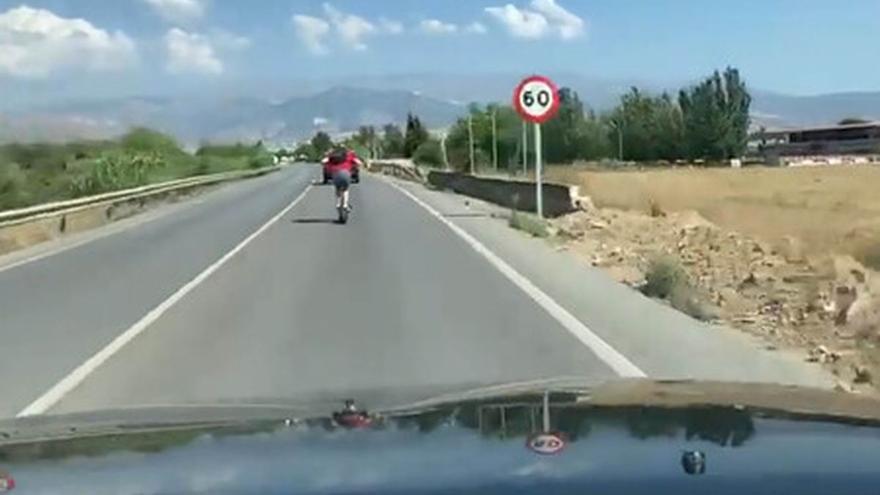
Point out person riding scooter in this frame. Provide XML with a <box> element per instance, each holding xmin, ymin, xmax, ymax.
<box><xmin>322</xmin><ymin>147</ymin><xmax>363</xmax><ymax>214</ymax></box>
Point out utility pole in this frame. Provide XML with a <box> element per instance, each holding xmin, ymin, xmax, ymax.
<box><xmin>491</xmin><ymin>109</ymin><xmax>498</xmax><ymax>172</ymax></box>
<box><xmin>521</xmin><ymin>120</ymin><xmax>528</xmax><ymax>176</ymax></box>
<box><xmin>617</xmin><ymin>125</ymin><xmax>623</xmax><ymax>161</ymax></box>
<box><xmin>611</xmin><ymin>119</ymin><xmax>624</xmax><ymax>161</ymax></box>
<box><xmin>468</xmin><ymin>114</ymin><xmax>475</xmax><ymax>175</ymax></box>
<box><xmin>440</xmin><ymin>132</ymin><xmax>449</xmax><ymax>170</ymax></box>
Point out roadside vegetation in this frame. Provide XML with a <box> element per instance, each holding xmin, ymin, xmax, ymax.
<box><xmin>440</xmin><ymin>67</ymin><xmax>751</xmax><ymax>173</ymax></box>
<box><xmin>294</xmin><ymin>112</ymin><xmax>444</xmax><ymax>168</ymax></box>
<box><xmin>297</xmin><ymin>66</ymin><xmax>751</xmax><ymax>173</ymax></box>
<box><xmin>0</xmin><ymin>128</ymin><xmax>274</xmax><ymax>211</ymax></box>
<box><xmin>642</xmin><ymin>255</ymin><xmax>717</xmax><ymax>322</ymax></box>
<box><xmin>509</xmin><ymin>211</ymin><xmax>550</xmax><ymax>238</ymax></box>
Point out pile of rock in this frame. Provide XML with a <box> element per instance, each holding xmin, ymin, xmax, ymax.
<box><xmin>552</xmin><ymin>200</ymin><xmax>880</xmax><ymax>391</ymax></box>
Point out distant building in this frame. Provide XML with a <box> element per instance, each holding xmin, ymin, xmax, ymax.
<box><xmin>756</xmin><ymin>122</ymin><xmax>880</xmax><ymax>163</ymax></box>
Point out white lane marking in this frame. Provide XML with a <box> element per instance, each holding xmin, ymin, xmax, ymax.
<box><xmin>16</xmin><ymin>185</ymin><xmax>314</xmax><ymax>417</ymax></box>
<box><xmin>384</xmin><ymin>179</ymin><xmax>646</xmax><ymax>378</ymax></box>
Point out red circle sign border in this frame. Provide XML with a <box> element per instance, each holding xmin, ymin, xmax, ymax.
<box><xmin>526</xmin><ymin>431</ymin><xmax>567</xmax><ymax>455</ymax></box>
<box><xmin>513</xmin><ymin>75</ymin><xmax>561</xmax><ymax>124</ymax></box>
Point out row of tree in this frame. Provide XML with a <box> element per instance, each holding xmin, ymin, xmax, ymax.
<box><xmin>445</xmin><ymin>67</ymin><xmax>751</xmax><ymax>172</ymax></box>
<box><xmin>292</xmin><ymin>67</ymin><xmax>751</xmax><ymax>172</ymax></box>
<box><xmin>291</xmin><ymin>113</ymin><xmax>437</xmax><ymax>163</ymax></box>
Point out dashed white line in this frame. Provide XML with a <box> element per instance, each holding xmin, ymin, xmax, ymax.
<box><xmin>383</xmin><ymin>178</ymin><xmax>646</xmax><ymax>378</ymax></box>
<box><xmin>16</xmin><ymin>185</ymin><xmax>313</xmax><ymax>417</ymax></box>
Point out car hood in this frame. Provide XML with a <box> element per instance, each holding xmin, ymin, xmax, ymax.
<box><xmin>2</xmin><ymin>379</ymin><xmax>880</xmax><ymax>494</ymax></box>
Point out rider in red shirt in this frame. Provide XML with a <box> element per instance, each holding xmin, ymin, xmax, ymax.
<box><xmin>322</xmin><ymin>147</ymin><xmax>363</xmax><ymax>213</ymax></box>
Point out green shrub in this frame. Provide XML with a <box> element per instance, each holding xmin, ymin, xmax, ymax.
<box><xmin>121</xmin><ymin>128</ymin><xmax>182</xmax><ymax>155</ymax></box>
<box><xmin>643</xmin><ymin>255</ymin><xmax>717</xmax><ymax>321</ymax></box>
<box><xmin>0</xmin><ymin>162</ymin><xmax>29</xmax><ymax>209</ymax></box>
<box><xmin>509</xmin><ymin>211</ymin><xmax>549</xmax><ymax>237</ymax></box>
<box><xmin>248</xmin><ymin>153</ymin><xmax>274</xmax><ymax>169</ymax></box>
<box><xmin>0</xmin><ymin>142</ymin><xmax>69</xmax><ymax>173</ymax></box>
<box><xmin>70</xmin><ymin>152</ymin><xmax>165</xmax><ymax>196</ymax></box>
<box><xmin>413</xmin><ymin>139</ymin><xmax>444</xmax><ymax>167</ymax></box>
<box><xmin>642</xmin><ymin>255</ymin><xmax>687</xmax><ymax>299</ymax></box>
<box><xmin>196</xmin><ymin>142</ymin><xmax>262</xmax><ymax>158</ymax></box>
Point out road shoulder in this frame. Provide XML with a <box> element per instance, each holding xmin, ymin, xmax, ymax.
<box><xmin>386</xmin><ymin>176</ymin><xmax>835</xmax><ymax>389</ymax></box>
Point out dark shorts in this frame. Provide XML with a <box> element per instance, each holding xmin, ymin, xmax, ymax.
<box><xmin>333</xmin><ymin>170</ymin><xmax>351</xmax><ymax>192</ymax></box>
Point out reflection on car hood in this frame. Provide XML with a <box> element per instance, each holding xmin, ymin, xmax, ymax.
<box><xmin>3</xmin><ymin>379</ymin><xmax>880</xmax><ymax>494</ymax></box>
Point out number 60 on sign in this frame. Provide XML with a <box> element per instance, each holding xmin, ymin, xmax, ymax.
<box><xmin>513</xmin><ymin>75</ymin><xmax>560</xmax><ymax>124</ymax></box>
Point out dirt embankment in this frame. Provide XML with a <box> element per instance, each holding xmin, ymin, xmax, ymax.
<box><xmin>549</xmin><ymin>171</ymin><xmax>880</xmax><ymax>393</ymax></box>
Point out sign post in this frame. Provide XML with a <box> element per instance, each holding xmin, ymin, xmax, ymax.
<box><xmin>526</xmin><ymin>391</ymin><xmax>567</xmax><ymax>455</ymax></box>
<box><xmin>521</xmin><ymin>121</ymin><xmax>528</xmax><ymax>176</ymax></box>
<box><xmin>513</xmin><ymin>75</ymin><xmax>560</xmax><ymax>218</ymax></box>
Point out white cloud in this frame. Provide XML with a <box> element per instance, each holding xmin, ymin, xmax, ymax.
<box><xmin>293</xmin><ymin>4</ymin><xmax>398</xmax><ymax>53</ymax></box>
<box><xmin>0</xmin><ymin>5</ymin><xmax>136</xmax><ymax>78</ymax></box>
<box><xmin>322</xmin><ymin>3</ymin><xmax>375</xmax><ymax>51</ymax></box>
<box><xmin>379</xmin><ymin>17</ymin><xmax>403</xmax><ymax>35</ymax></box>
<box><xmin>531</xmin><ymin>0</ymin><xmax>584</xmax><ymax>39</ymax></box>
<box><xmin>485</xmin><ymin>0</ymin><xmax>584</xmax><ymax>40</ymax></box>
<box><xmin>143</xmin><ymin>0</ymin><xmax>207</xmax><ymax>23</ymax></box>
<box><xmin>292</xmin><ymin>14</ymin><xmax>330</xmax><ymax>55</ymax></box>
<box><xmin>164</xmin><ymin>28</ymin><xmax>222</xmax><ymax>75</ymax></box>
<box><xmin>465</xmin><ymin>22</ymin><xmax>488</xmax><ymax>34</ymax></box>
<box><xmin>420</xmin><ymin>19</ymin><xmax>457</xmax><ymax>35</ymax></box>
<box><xmin>210</xmin><ymin>29</ymin><xmax>251</xmax><ymax>50</ymax></box>
<box><xmin>485</xmin><ymin>4</ymin><xmax>549</xmax><ymax>39</ymax></box>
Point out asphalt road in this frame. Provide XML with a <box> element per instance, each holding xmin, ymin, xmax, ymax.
<box><xmin>0</xmin><ymin>166</ymin><xmax>832</xmax><ymax>419</ymax></box>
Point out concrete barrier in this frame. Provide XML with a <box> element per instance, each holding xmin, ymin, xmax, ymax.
<box><xmin>0</xmin><ymin>166</ymin><xmax>281</xmax><ymax>256</ymax></box>
<box><xmin>368</xmin><ymin>159</ymin><xmax>425</xmax><ymax>182</ymax></box>
<box><xmin>427</xmin><ymin>171</ymin><xmax>580</xmax><ymax>218</ymax></box>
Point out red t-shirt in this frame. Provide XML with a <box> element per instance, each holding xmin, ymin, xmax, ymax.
<box><xmin>326</xmin><ymin>151</ymin><xmax>359</xmax><ymax>173</ymax></box>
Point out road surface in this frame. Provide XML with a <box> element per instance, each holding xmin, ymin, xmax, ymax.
<box><xmin>0</xmin><ymin>166</ymin><xmax>832</xmax><ymax>418</ymax></box>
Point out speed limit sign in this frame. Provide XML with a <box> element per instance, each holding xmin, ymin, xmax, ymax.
<box><xmin>513</xmin><ymin>75</ymin><xmax>559</xmax><ymax>218</ymax></box>
<box><xmin>513</xmin><ymin>75</ymin><xmax>560</xmax><ymax>124</ymax></box>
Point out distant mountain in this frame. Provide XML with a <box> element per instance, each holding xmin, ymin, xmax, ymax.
<box><xmin>1</xmin><ymin>87</ymin><xmax>466</xmax><ymax>145</ymax></box>
<box><xmin>750</xmin><ymin>90</ymin><xmax>880</xmax><ymax>129</ymax></box>
<box><xmin>4</xmin><ymin>77</ymin><xmax>880</xmax><ymax>144</ymax></box>
<box><xmin>336</xmin><ymin>72</ymin><xmax>664</xmax><ymax>111</ymax></box>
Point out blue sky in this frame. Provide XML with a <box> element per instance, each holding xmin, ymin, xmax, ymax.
<box><xmin>2</xmin><ymin>0</ymin><xmax>880</xmax><ymax>103</ymax></box>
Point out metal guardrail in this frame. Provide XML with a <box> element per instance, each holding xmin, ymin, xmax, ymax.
<box><xmin>0</xmin><ymin>166</ymin><xmax>281</xmax><ymax>228</ymax></box>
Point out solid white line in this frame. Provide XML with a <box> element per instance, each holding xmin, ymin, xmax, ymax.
<box><xmin>16</xmin><ymin>185</ymin><xmax>313</xmax><ymax>417</ymax></box>
<box><xmin>383</xmin><ymin>179</ymin><xmax>646</xmax><ymax>378</ymax></box>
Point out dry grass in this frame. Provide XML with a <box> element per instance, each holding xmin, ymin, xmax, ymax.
<box><xmin>547</xmin><ymin>164</ymin><xmax>880</xmax><ymax>266</ymax></box>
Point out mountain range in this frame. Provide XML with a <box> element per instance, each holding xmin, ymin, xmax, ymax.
<box><xmin>2</xmin><ymin>74</ymin><xmax>880</xmax><ymax>145</ymax></box>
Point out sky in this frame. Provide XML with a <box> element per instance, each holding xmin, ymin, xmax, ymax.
<box><xmin>2</xmin><ymin>0</ymin><xmax>880</xmax><ymax>105</ymax></box>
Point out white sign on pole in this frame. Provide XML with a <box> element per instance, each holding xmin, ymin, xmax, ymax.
<box><xmin>513</xmin><ymin>76</ymin><xmax>560</xmax><ymax>218</ymax></box>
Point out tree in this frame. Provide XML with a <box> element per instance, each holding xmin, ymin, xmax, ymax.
<box><xmin>413</xmin><ymin>139</ymin><xmax>444</xmax><ymax>167</ymax></box>
<box><xmin>340</xmin><ymin>136</ymin><xmax>370</xmax><ymax>161</ymax></box>
<box><xmin>381</xmin><ymin>124</ymin><xmax>405</xmax><ymax>158</ymax></box>
<box><xmin>355</xmin><ymin>126</ymin><xmax>378</xmax><ymax>158</ymax></box>
<box><xmin>404</xmin><ymin>113</ymin><xmax>429</xmax><ymax>158</ymax></box>
<box><xmin>444</xmin><ymin>105</ymin><xmax>507</xmax><ymax>173</ymax></box>
<box><xmin>679</xmin><ymin>67</ymin><xmax>751</xmax><ymax>159</ymax></box>
<box><xmin>445</xmin><ymin>115</ymin><xmax>474</xmax><ymax>172</ymax></box>
<box><xmin>310</xmin><ymin>131</ymin><xmax>333</xmax><ymax>157</ymax></box>
<box><xmin>293</xmin><ymin>142</ymin><xmax>316</xmax><ymax>161</ymax></box>
<box><xmin>608</xmin><ymin>88</ymin><xmax>683</xmax><ymax>161</ymax></box>
<box><xmin>120</xmin><ymin>128</ymin><xmax>182</xmax><ymax>155</ymax></box>
<box><xmin>542</xmin><ymin>88</ymin><xmax>610</xmax><ymax>162</ymax></box>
